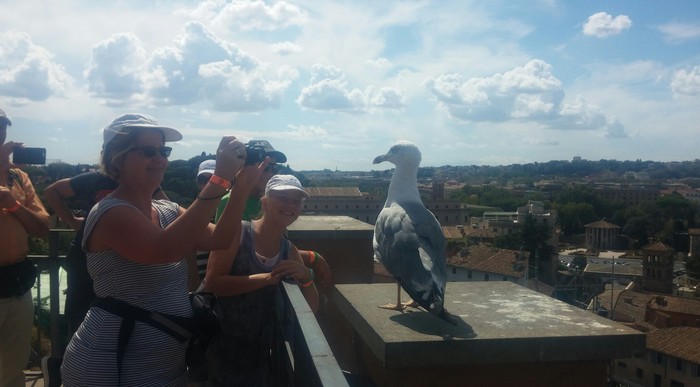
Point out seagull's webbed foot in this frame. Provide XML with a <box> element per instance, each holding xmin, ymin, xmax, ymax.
<box><xmin>403</xmin><ymin>299</ymin><xmax>420</xmax><ymax>309</ymax></box>
<box><xmin>378</xmin><ymin>303</ymin><xmax>407</xmax><ymax>311</ymax></box>
<box><xmin>378</xmin><ymin>282</ymin><xmax>411</xmax><ymax>311</ymax></box>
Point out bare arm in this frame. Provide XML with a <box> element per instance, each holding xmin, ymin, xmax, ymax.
<box><xmin>300</xmin><ymin>250</ymin><xmax>332</xmax><ymax>288</ymax></box>
<box><xmin>193</xmin><ymin>161</ymin><xmax>268</xmax><ymax>252</ymax></box>
<box><xmin>0</xmin><ymin>186</ymin><xmax>50</xmax><ymax>238</ymax></box>
<box><xmin>204</xmin><ymin>232</ymin><xmax>280</xmax><ymax>296</ymax></box>
<box><xmin>273</xmin><ymin>245</ymin><xmax>319</xmax><ymax>312</ymax></box>
<box><xmin>87</xmin><ymin>136</ymin><xmax>250</xmax><ymax>264</ymax></box>
<box><xmin>44</xmin><ymin>178</ymin><xmax>82</xmax><ymax>230</ymax></box>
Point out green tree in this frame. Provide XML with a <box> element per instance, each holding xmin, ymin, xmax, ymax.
<box><xmin>687</xmin><ymin>255</ymin><xmax>700</xmax><ymax>280</ymax></box>
<box><xmin>623</xmin><ymin>216</ymin><xmax>652</xmax><ymax>249</ymax></box>
<box><xmin>557</xmin><ymin>202</ymin><xmax>597</xmax><ymax>236</ymax></box>
<box><xmin>521</xmin><ymin>213</ymin><xmax>555</xmax><ymax>283</ymax></box>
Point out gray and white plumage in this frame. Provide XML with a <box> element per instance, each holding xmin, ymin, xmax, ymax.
<box><xmin>373</xmin><ymin>141</ymin><xmax>447</xmax><ymax>318</ymax></box>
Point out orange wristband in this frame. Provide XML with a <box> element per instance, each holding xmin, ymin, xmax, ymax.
<box><xmin>209</xmin><ymin>175</ymin><xmax>232</xmax><ymax>190</ymax></box>
<box><xmin>6</xmin><ymin>201</ymin><xmax>21</xmax><ymax>213</ymax></box>
<box><xmin>308</xmin><ymin>250</ymin><xmax>316</xmax><ymax>265</ymax></box>
<box><xmin>300</xmin><ymin>279</ymin><xmax>315</xmax><ymax>288</ymax></box>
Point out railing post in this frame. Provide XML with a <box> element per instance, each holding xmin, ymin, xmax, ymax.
<box><xmin>48</xmin><ymin>230</ymin><xmax>61</xmax><ymax>357</ymax></box>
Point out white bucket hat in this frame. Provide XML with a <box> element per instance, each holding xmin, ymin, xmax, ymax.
<box><xmin>103</xmin><ymin>113</ymin><xmax>182</xmax><ymax>148</ymax></box>
<box><xmin>265</xmin><ymin>175</ymin><xmax>309</xmax><ymax>199</ymax></box>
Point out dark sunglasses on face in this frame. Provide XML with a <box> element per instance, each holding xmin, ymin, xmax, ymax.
<box><xmin>129</xmin><ymin>146</ymin><xmax>172</xmax><ymax>158</ymax></box>
<box><xmin>264</xmin><ymin>164</ymin><xmax>280</xmax><ymax>173</ymax></box>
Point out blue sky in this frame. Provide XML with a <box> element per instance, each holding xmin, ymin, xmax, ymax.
<box><xmin>1</xmin><ymin>0</ymin><xmax>699</xmax><ymax>171</ymax></box>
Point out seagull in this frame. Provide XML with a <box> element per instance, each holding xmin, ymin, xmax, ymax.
<box><xmin>373</xmin><ymin>141</ymin><xmax>448</xmax><ymax>320</ymax></box>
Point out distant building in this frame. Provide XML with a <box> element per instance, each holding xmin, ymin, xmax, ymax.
<box><xmin>590</xmin><ymin>288</ymin><xmax>700</xmax><ymax>387</ymax></box>
<box><xmin>584</xmin><ymin>219</ymin><xmax>621</xmax><ymax>251</ymax></box>
<box><xmin>301</xmin><ymin>186</ymin><xmax>468</xmax><ymax>226</ymax></box>
<box><xmin>690</xmin><ymin>228</ymin><xmax>700</xmax><ymax>258</ymax></box>
<box><xmin>447</xmin><ymin>244</ymin><xmax>529</xmax><ymax>286</ymax></box>
<box><xmin>660</xmin><ymin>187</ymin><xmax>700</xmax><ymax>204</ymax></box>
<box><xmin>594</xmin><ymin>185</ymin><xmax>659</xmax><ymax>206</ymax></box>
<box><xmin>642</xmin><ymin>242</ymin><xmax>675</xmax><ymax>294</ymax></box>
<box><xmin>464</xmin><ymin>227</ymin><xmax>496</xmax><ymax>245</ymax></box>
<box><xmin>611</xmin><ymin>327</ymin><xmax>700</xmax><ymax>387</ymax></box>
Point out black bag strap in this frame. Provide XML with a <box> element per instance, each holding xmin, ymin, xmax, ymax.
<box><xmin>93</xmin><ymin>297</ymin><xmax>192</xmax><ymax>385</ymax></box>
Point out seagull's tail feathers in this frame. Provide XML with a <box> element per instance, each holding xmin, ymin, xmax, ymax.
<box><xmin>437</xmin><ymin>308</ymin><xmax>459</xmax><ymax>326</ymax></box>
<box><xmin>400</xmin><ymin>277</ymin><xmax>445</xmax><ymax>319</ymax></box>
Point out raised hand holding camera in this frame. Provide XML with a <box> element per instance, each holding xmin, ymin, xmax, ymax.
<box><xmin>244</xmin><ymin>143</ymin><xmax>266</xmax><ymax>165</ymax></box>
<box><xmin>214</xmin><ymin>136</ymin><xmax>247</xmax><ymax>182</ymax></box>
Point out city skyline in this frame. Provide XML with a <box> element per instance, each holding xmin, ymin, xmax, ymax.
<box><xmin>1</xmin><ymin>1</ymin><xmax>699</xmax><ymax>171</ymax></box>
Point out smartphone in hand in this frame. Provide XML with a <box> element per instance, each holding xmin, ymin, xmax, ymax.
<box><xmin>13</xmin><ymin>147</ymin><xmax>47</xmax><ymax>165</ymax></box>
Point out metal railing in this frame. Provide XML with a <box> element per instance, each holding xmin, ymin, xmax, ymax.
<box><xmin>30</xmin><ymin>229</ymin><xmax>349</xmax><ymax>386</ymax></box>
<box><xmin>273</xmin><ymin>282</ymin><xmax>349</xmax><ymax>386</ymax></box>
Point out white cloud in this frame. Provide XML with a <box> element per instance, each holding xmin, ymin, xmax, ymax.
<box><xmin>0</xmin><ymin>30</ymin><xmax>73</xmax><ymax>101</ymax></box>
<box><xmin>285</xmin><ymin>124</ymin><xmax>329</xmax><ymax>139</ymax></box>
<box><xmin>83</xmin><ymin>21</ymin><xmax>294</xmax><ymax>111</ymax></box>
<box><xmin>605</xmin><ymin>119</ymin><xmax>627</xmax><ymax>139</ymax></box>
<box><xmin>671</xmin><ymin>66</ymin><xmax>700</xmax><ymax>98</ymax></box>
<box><xmin>583</xmin><ymin>12</ymin><xmax>632</xmax><ymax>38</ymax></box>
<box><xmin>270</xmin><ymin>41</ymin><xmax>302</xmax><ymax>55</ymax></box>
<box><xmin>369</xmin><ymin>87</ymin><xmax>404</xmax><ymax>109</ymax></box>
<box><xmin>427</xmin><ymin>60</ymin><xmax>626</xmax><ymax>136</ymax></box>
<box><xmin>198</xmin><ymin>60</ymin><xmax>289</xmax><ymax>111</ymax></box>
<box><xmin>556</xmin><ymin>95</ymin><xmax>607</xmax><ymax>129</ymax></box>
<box><xmin>84</xmin><ymin>33</ymin><xmax>148</xmax><ymax>100</ymax></box>
<box><xmin>366</xmin><ymin>58</ymin><xmax>391</xmax><ymax>68</ymax></box>
<box><xmin>297</xmin><ymin>78</ymin><xmax>362</xmax><ymax>111</ymax></box>
<box><xmin>308</xmin><ymin>64</ymin><xmax>344</xmax><ymax>84</ymax></box>
<box><xmin>657</xmin><ymin>22</ymin><xmax>700</xmax><ymax>43</ymax></box>
<box><xmin>427</xmin><ymin>60</ymin><xmax>563</xmax><ymax>121</ymax></box>
<box><xmin>297</xmin><ymin>64</ymin><xmax>405</xmax><ymax>112</ymax></box>
<box><xmin>209</xmin><ymin>0</ymin><xmax>308</xmax><ymax>31</ymax></box>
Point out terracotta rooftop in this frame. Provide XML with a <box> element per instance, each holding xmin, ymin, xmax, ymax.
<box><xmin>583</xmin><ymin>219</ymin><xmax>620</xmax><ymax>229</ymax></box>
<box><xmin>642</xmin><ymin>241</ymin><xmax>674</xmax><ymax>252</ymax></box>
<box><xmin>465</xmin><ymin>228</ymin><xmax>496</xmax><ymax>239</ymax></box>
<box><xmin>646</xmin><ymin>327</ymin><xmax>700</xmax><ymax>363</ymax></box>
<box><xmin>447</xmin><ymin>244</ymin><xmax>527</xmax><ymax>278</ymax></box>
<box><xmin>593</xmin><ymin>289</ymin><xmax>700</xmax><ymax>329</ymax></box>
<box><xmin>647</xmin><ymin>295</ymin><xmax>700</xmax><ymax>316</ymax></box>
<box><xmin>601</xmin><ymin>289</ymin><xmax>657</xmax><ymax>330</ymax></box>
<box><xmin>441</xmin><ymin>226</ymin><xmax>464</xmax><ymax>240</ymax></box>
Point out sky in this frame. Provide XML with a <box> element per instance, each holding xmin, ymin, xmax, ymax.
<box><xmin>1</xmin><ymin>1</ymin><xmax>699</xmax><ymax>171</ymax></box>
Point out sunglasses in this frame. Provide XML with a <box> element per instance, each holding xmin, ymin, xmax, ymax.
<box><xmin>129</xmin><ymin>146</ymin><xmax>172</xmax><ymax>158</ymax></box>
<box><xmin>264</xmin><ymin>164</ymin><xmax>280</xmax><ymax>173</ymax></box>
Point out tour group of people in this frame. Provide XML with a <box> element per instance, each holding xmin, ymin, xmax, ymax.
<box><xmin>0</xmin><ymin>109</ymin><xmax>331</xmax><ymax>387</ymax></box>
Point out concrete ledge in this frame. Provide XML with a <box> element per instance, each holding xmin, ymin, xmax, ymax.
<box><xmin>288</xmin><ymin>215</ymin><xmax>374</xmax><ymax>240</ymax></box>
<box><xmin>334</xmin><ymin>282</ymin><xmax>645</xmax><ymax>368</ymax></box>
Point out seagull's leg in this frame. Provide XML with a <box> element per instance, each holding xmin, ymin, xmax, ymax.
<box><xmin>378</xmin><ymin>282</ymin><xmax>407</xmax><ymax>311</ymax></box>
<box><xmin>396</xmin><ymin>282</ymin><xmax>401</xmax><ymax>305</ymax></box>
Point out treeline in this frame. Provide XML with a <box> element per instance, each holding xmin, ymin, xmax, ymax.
<box><xmin>429</xmin><ymin>159</ymin><xmax>700</xmax><ymax>183</ymax></box>
<box><xmin>451</xmin><ymin>184</ymin><xmax>698</xmax><ymax>252</ymax></box>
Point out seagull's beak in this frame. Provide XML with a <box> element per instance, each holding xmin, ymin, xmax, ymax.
<box><xmin>373</xmin><ymin>154</ymin><xmax>387</xmax><ymax>164</ymax></box>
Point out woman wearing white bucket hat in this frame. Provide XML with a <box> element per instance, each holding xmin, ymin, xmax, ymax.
<box><xmin>61</xmin><ymin>113</ymin><xmax>269</xmax><ymax>386</ymax></box>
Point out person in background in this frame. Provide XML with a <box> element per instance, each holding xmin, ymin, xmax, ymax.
<box><xmin>60</xmin><ymin>113</ymin><xmax>267</xmax><ymax>386</ymax></box>
<box><xmin>204</xmin><ymin>175</ymin><xmax>319</xmax><ymax>386</ymax></box>
<box><xmin>0</xmin><ymin>108</ymin><xmax>50</xmax><ymax>387</ymax></box>
<box><xmin>214</xmin><ymin>140</ymin><xmax>332</xmax><ymax>289</ymax></box>
<box><xmin>190</xmin><ymin>159</ymin><xmax>216</xmax><ymax>287</ymax></box>
<box><xmin>41</xmin><ymin>171</ymin><xmax>168</xmax><ymax>386</ymax></box>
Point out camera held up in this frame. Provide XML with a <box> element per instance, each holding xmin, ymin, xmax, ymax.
<box><xmin>244</xmin><ymin>143</ymin><xmax>266</xmax><ymax>165</ymax></box>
